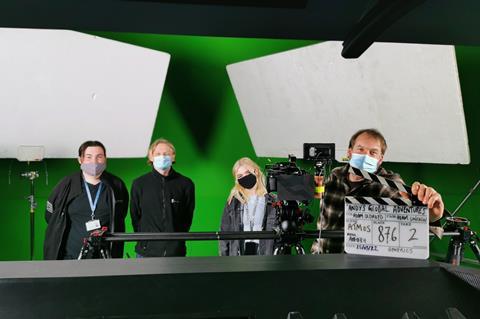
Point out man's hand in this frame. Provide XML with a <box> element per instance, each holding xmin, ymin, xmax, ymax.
<box><xmin>411</xmin><ymin>182</ymin><xmax>444</xmax><ymax>222</ymax></box>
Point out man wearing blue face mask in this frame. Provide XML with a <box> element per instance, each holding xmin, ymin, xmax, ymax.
<box><xmin>130</xmin><ymin>138</ymin><xmax>195</xmax><ymax>257</ymax></box>
<box><xmin>311</xmin><ymin>129</ymin><xmax>444</xmax><ymax>254</ymax></box>
<box><xmin>44</xmin><ymin>141</ymin><xmax>129</xmax><ymax>260</ymax></box>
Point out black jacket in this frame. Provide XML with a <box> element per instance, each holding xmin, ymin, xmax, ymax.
<box><xmin>130</xmin><ymin>168</ymin><xmax>195</xmax><ymax>257</ymax></box>
<box><xmin>219</xmin><ymin>195</ymin><xmax>277</xmax><ymax>256</ymax></box>
<box><xmin>44</xmin><ymin>171</ymin><xmax>129</xmax><ymax>260</ymax></box>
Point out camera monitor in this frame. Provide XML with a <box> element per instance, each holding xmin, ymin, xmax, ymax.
<box><xmin>276</xmin><ymin>174</ymin><xmax>314</xmax><ymax>201</ymax></box>
<box><xmin>303</xmin><ymin>143</ymin><xmax>335</xmax><ymax>161</ymax></box>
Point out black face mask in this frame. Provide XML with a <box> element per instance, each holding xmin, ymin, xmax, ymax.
<box><xmin>238</xmin><ymin>173</ymin><xmax>257</xmax><ymax>189</ymax></box>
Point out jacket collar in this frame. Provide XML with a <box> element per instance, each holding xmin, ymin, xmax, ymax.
<box><xmin>72</xmin><ymin>170</ymin><xmax>113</xmax><ymax>196</ymax></box>
<box><xmin>151</xmin><ymin>167</ymin><xmax>178</xmax><ymax>180</ymax></box>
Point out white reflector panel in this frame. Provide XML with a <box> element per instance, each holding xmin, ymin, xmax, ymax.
<box><xmin>0</xmin><ymin>28</ymin><xmax>170</xmax><ymax>158</ymax></box>
<box><xmin>227</xmin><ymin>41</ymin><xmax>469</xmax><ymax>164</ymax></box>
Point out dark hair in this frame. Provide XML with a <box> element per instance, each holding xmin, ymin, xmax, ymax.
<box><xmin>348</xmin><ymin>129</ymin><xmax>387</xmax><ymax>154</ymax></box>
<box><xmin>78</xmin><ymin>141</ymin><xmax>106</xmax><ymax>157</ymax></box>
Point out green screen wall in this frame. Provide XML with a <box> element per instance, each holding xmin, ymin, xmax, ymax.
<box><xmin>1</xmin><ymin>32</ymin><xmax>479</xmax><ymax>267</ymax></box>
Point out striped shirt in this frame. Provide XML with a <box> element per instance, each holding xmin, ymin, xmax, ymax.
<box><xmin>311</xmin><ymin>164</ymin><xmax>404</xmax><ymax>254</ymax></box>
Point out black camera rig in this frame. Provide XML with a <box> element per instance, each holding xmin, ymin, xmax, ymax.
<box><xmin>78</xmin><ymin>227</ymin><xmax>111</xmax><ymax>259</ymax></box>
<box><xmin>265</xmin><ymin>155</ymin><xmax>316</xmax><ymax>254</ymax></box>
<box><xmin>444</xmin><ymin>217</ymin><xmax>480</xmax><ymax>265</ymax></box>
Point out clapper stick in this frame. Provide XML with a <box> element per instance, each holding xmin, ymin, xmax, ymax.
<box><xmin>348</xmin><ymin>166</ymin><xmax>421</xmax><ymax>206</ymax></box>
<box><xmin>348</xmin><ymin>166</ymin><xmax>452</xmax><ymax>217</ymax></box>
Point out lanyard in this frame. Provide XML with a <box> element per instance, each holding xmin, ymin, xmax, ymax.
<box><xmin>84</xmin><ymin>181</ymin><xmax>103</xmax><ymax>220</ymax></box>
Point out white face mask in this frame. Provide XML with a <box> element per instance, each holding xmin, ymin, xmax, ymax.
<box><xmin>349</xmin><ymin>153</ymin><xmax>379</xmax><ymax>173</ymax></box>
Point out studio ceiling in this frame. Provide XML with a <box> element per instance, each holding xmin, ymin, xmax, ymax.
<box><xmin>0</xmin><ymin>0</ymin><xmax>479</xmax><ymax>47</ymax></box>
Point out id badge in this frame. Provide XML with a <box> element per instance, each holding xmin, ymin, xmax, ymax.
<box><xmin>85</xmin><ymin>219</ymin><xmax>101</xmax><ymax>232</ymax></box>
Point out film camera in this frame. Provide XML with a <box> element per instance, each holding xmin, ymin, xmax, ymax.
<box><xmin>265</xmin><ymin>144</ymin><xmax>335</xmax><ymax>254</ymax></box>
<box><xmin>265</xmin><ymin>155</ymin><xmax>315</xmax><ymax>255</ymax></box>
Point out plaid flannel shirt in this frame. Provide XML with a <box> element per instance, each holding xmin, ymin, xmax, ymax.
<box><xmin>311</xmin><ymin>164</ymin><xmax>404</xmax><ymax>254</ymax></box>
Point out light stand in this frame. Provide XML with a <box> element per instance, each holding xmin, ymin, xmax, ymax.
<box><xmin>21</xmin><ymin>170</ymin><xmax>39</xmax><ymax>261</ymax></box>
<box><xmin>17</xmin><ymin>145</ymin><xmax>45</xmax><ymax>261</ymax></box>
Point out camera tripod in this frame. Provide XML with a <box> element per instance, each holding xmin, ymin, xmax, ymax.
<box><xmin>444</xmin><ymin>217</ymin><xmax>480</xmax><ymax>265</ymax></box>
<box><xmin>272</xmin><ymin>200</ymin><xmax>313</xmax><ymax>255</ymax></box>
<box><xmin>444</xmin><ymin>176</ymin><xmax>480</xmax><ymax>265</ymax></box>
<box><xmin>273</xmin><ymin>218</ymin><xmax>306</xmax><ymax>255</ymax></box>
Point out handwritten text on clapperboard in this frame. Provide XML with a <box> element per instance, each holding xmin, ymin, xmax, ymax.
<box><xmin>344</xmin><ymin>198</ymin><xmax>429</xmax><ymax>259</ymax></box>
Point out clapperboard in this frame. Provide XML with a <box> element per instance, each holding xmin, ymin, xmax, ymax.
<box><xmin>344</xmin><ymin>167</ymin><xmax>429</xmax><ymax>259</ymax></box>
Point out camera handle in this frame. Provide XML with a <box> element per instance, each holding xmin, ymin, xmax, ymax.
<box><xmin>314</xmin><ymin>159</ymin><xmax>331</xmax><ymax>253</ymax></box>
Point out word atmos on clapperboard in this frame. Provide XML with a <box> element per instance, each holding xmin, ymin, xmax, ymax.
<box><xmin>344</xmin><ymin>167</ymin><xmax>429</xmax><ymax>260</ymax></box>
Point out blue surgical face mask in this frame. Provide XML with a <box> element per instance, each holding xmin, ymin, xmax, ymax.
<box><xmin>153</xmin><ymin>155</ymin><xmax>172</xmax><ymax>171</ymax></box>
<box><xmin>349</xmin><ymin>153</ymin><xmax>379</xmax><ymax>173</ymax></box>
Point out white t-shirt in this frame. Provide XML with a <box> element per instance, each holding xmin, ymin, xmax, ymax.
<box><xmin>242</xmin><ymin>195</ymin><xmax>266</xmax><ymax>244</ymax></box>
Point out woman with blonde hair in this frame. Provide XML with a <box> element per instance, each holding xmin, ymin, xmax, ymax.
<box><xmin>219</xmin><ymin>157</ymin><xmax>277</xmax><ymax>256</ymax></box>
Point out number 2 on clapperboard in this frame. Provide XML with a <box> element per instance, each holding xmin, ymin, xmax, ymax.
<box><xmin>409</xmin><ymin>228</ymin><xmax>418</xmax><ymax>241</ymax></box>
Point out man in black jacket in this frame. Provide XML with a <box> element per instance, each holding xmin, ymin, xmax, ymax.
<box><xmin>44</xmin><ymin>141</ymin><xmax>129</xmax><ymax>260</ymax></box>
<box><xmin>130</xmin><ymin>138</ymin><xmax>195</xmax><ymax>257</ymax></box>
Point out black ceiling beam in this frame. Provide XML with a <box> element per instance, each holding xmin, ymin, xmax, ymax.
<box><xmin>121</xmin><ymin>0</ymin><xmax>307</xmax><ymax>9</ymax></box>
<box><xmin>0</xmin><ymin>0</ymin><xmax>479</xmax><ymax>47</ymax></box>
<box><xmin>342</xmin><ymin>0</ymin><xmax>427</xmax><ymax>59</ymax></box>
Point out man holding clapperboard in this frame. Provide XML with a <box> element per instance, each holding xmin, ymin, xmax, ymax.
<box><xmin>311</xmin><ymin>128</ymin><xmax>444</xmax><ymax>256</ymax></box>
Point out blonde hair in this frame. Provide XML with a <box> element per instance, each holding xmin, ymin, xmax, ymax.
<box><xmin>227</xmin><ymin>157</ymin><xmax>267</xmax><ymax>204</ymax></box>
<box><xmin>147</xmin><ymin>138</ymin><xmax>176</xmax><ymax>165</ymax></box>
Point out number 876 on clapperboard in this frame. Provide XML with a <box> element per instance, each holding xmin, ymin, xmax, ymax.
<box><xmin>344</xmin><ymin>195</ymin><xmax>429</xmax><ymax>259</ymax></box>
